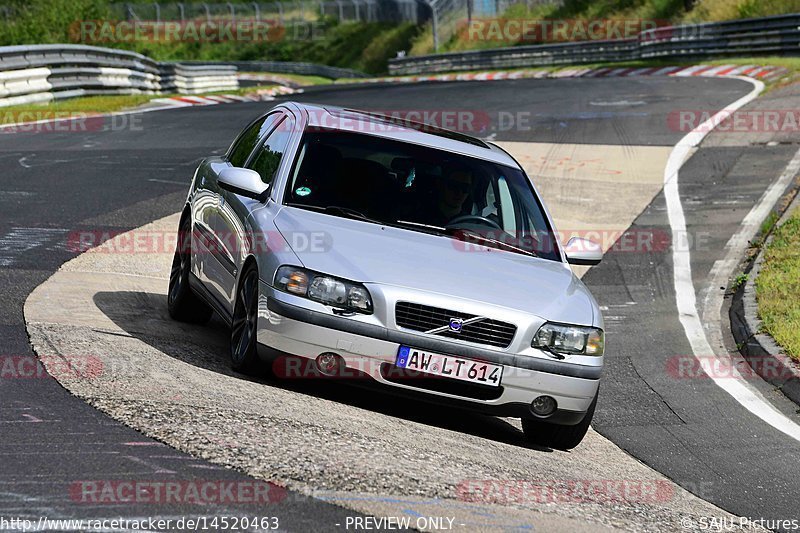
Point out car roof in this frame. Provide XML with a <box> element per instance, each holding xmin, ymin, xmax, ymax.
<box><xmin>279</xmin><ymin>101</ymin><xmax>522</xmax><ymax>170</ymax></box>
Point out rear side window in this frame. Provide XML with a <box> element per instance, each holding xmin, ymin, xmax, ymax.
<box><xmin>248</xmin><ymin>118</ymin><xmax>294</xmax><ymax>185</ymax></box>
<box><xmin>227</xmin><ymin>113</ymin><xmax>282</xmax><ymax>167</ymax></box>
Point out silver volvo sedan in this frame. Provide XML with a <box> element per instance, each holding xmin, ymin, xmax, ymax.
<box><xmin>168</xmin><ymin>102</ymin><xmax>605</xmax><ymax>449</ymax></box>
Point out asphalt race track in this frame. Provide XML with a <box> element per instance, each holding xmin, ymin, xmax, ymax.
<box><xmin>3</xmin><ymin>75</ymin><xmax>800</xmax><ymax>529</ymax></box>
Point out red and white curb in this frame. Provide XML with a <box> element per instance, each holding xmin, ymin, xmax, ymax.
<box><xmin>124</xmin><ymin>63</ymin><xmax>792</xmax><ymax>111</ymax></box>
<box><xmin>361</xmin><ymin>64</ymin><xmax>790</xmax><ymax>85</ymax></box>
<box><xmin>149</xmin><ymin>85</ymin><xmax>300</xmax><ymax>108</ymax></box>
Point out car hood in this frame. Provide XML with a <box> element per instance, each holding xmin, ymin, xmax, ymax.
<box><xmin>274</xmin><ymin>207</ymin><xmax>597</xmax><ymax>326</ymax></box>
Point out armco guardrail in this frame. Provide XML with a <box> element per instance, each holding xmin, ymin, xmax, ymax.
<box><xmin>389</xmin><ymin>12</ymin><xmax>800</xmax><ymax>75</ymax></box>
<box><xmin>0</xmin><ymin>44</ymin><xmax>239</xmax><ymax>108</ymax></box>
<box><xmin>160</xmin><ymin>63</ymin><xmax>239</xmax><ymax>92</ymax></box>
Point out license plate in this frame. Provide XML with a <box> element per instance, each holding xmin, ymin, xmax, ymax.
<box><xmin>395</xmin><ymin>346</ymin><xmax>503</xmax><ymax>387</ymax></box>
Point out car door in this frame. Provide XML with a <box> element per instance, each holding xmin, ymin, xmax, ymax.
<box><xmin>201</xmin><ymin>112</ymin><xmax>282</xmax><ymax>311</ymax></box>
<box><xmin>215</xmin><ymin>113</ymin><xmax>295</xmax><ymax>308</ymax></box>
<box><xmin>190</xmin><ymin>162</ymin><xmax>221</xmax><ymax>288</ymax></box>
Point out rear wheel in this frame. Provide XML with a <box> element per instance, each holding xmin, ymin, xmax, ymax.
<box><xmin>522</xmin><ymin>392</ymin><xmax>597</xmax><ymax>450</ymax></box>
<box><xmin>168</xmin><ymin>216</ymin><xmax>213</xmax><ymax>324</ymax></box>
<box><xmin>230</xmin><ymin>265</ymin><xmax>261</xmax><ymax>374</ymax></box>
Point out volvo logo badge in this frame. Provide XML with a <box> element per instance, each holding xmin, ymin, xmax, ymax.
<box><xmin>448</xmin><ymin>318</ymin><xmax>464</xmax><ymax>333</ymax></box>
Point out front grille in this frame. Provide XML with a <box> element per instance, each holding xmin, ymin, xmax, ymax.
<box><xmin>395</xmin><ymin>301</ymin><xmax>517</xmax><ymax>348</ymax></box>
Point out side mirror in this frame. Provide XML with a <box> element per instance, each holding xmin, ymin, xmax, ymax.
<box><xmin>219</xmin><ymin>167</ymin><xmax>268</xmax><ymax>202</ymax></box>
<box><xmin>564</xmin><ymin>237</ymin><xmax>603</xmax><ymax>266</ymax></box>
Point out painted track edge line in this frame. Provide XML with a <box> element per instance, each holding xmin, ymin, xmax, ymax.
<box><xmin>664</xmin><ymin>75</ymin><xmax>800</xmax><ymax>441</ymax></box>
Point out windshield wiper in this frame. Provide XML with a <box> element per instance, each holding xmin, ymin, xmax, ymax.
<box><xmin>393</xmin><ymin>220</ymin><xmax>450</xmax><ymax>235</ymax></box>
<box><xmin>286</xmin><ymin>203</ymin><xmax>384</xmax><ymax>224</ymax></box>
<box><xmin>323</xmin><ymin>205</ymin><xmax>384</xmax><ymax>224</ymax></box>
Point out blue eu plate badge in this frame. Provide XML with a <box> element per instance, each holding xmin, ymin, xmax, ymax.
<box><xmin>396</xmin><ymin>346</ymin><xmax>411</xmax><ymax>368</ymax></box>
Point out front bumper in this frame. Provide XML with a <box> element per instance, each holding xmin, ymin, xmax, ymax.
<box><xmin>257</xmin><ymin>284</ymin><xmax>601</xmax><ymax>423</ymax></box>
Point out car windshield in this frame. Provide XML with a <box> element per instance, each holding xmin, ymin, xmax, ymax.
<box><xmin>284</xmin><ymin>129</ymin><xmax>561</xmax><ymax>261</ymax></box>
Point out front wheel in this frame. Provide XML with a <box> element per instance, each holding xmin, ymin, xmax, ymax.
<box><xmin>230</xmin><ymin>265</ymin><xmax>261</xmax><ymax>374</ymax></box>
<box><xmin>168</xmin><ymin>216</ymin><xmax>213</xmax><ymax>324</ymax></box>
<box><xmin>521</xmin><ymin>392</ymin><xmax>597</xmax><ymax>450</ymax></box>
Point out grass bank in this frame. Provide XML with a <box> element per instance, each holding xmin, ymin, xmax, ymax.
<box><xmin>0</xmin><ymin>0</ymin><xmax>419</xmax><ymax>75</ymax></box>
<box><xmin>411</xmin><ymin>0</ymin><xmax>800</xmax><ymax>56</ymax></box>
<box><xmin>756</xmin><ymin>205</ymin><xmax>800</xmax><ymax>360</ymax></box>
<box><xmin>0</xmin><ymin>94</ymin><xmax>154</xmax><ymax>125</ymax></box>
<box><xmin>0</xmin><ymin>82</ymin><xmax>287</xmax><ymax>127</ymax></box>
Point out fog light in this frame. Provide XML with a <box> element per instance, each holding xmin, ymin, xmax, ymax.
<box><xmin>530</xmin><ymin>395</ymin><xmax>557</xmax><ymax>417</ymax></box>
<box><xmin>316</xmin><ymin>352</ymin><xmax>344</xmax><ymax>377</ymax></box>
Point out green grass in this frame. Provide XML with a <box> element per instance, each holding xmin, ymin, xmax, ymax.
<box><xmin>756</xmin><ymin>207</ymin><xmax>800</xmax><ymax>360</ymax></box>
<box><xmin>0</xmin><ymin>82</ymin><xmax>284</xmax><ymax>126</ymax></box>
<box><xmin>706</xmin><ymin>56</ymin><xmax>800</xmax><ymax>69</ymax></box>
<box><xmin>731</xmin><ymin>272</ymin><xmax>749</xmax><ymax>291</ymax></box>
<box><xmin>759</xmin><ymin>211</ymin><xmax>781</xmax><ymax>242</ymax></box>
<box><xmin>409</xmin><ymin>0</ymin><xmax>800</xmax><ymax>56</ymax></box>
<box><xmin>1</xmin><ymin>0</ymin><xmax>797</xmax><ymax>76</ymax></box>
<box><xmin>0</xmin><ymin>94</ymin><xmax>154</xmax><ymax>125</ymax></box>
<box><xmin>221</xmin><ymin>84</ymin><xmax>280</xmax><ymax>96</ymax></box>
<box><xmin>241</xmin><ymin>72</ymin><xmax>333</xmax><ymax>86</ymax></box>
<box><xmin>684</xmin><ymin>0</ymin><xmax>800</xmax><ymax>23</ymax></box>
<box><xmin>0</xmin><ymin>0</ymin><xmax>419</xmax><ymax>75</ymax></box>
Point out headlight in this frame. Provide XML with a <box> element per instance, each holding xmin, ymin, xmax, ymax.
<box><xmin>532</xmin><ymin>322</ymin><xmax>604</xmax><ymax>356</ymax></box>
<box><xmin>274</xmin><ymin>266</ymin><xmax>373</xmax><ymax>314</ymax></box>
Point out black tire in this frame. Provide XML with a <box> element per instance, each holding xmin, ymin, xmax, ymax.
<box><xmin>230</xmin><ymin>264</ymin><xmax>261</xmax><ymax>374</ymax></box>
<box><xmin>521</xmin><ymin>392</ymin><xmax>598</xmax><ymax>451</ymax></box>
<box><xmin>168</xmin><ymin>216</ymin><xmax>213</xmax><ymax>324</ymax></box>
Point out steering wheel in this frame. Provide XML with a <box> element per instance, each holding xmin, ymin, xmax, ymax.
<box><xmin>447</xmin><ymin>214</ymin><xmax>502</xmax><ymax>230</ymax></box>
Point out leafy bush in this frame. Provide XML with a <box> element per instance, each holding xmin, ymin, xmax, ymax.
<box><xmin>0</xmin><ymin>1</ymin><xmax>417</xmax><ymax>74</ymax></box>
<box><xmin>409</xmin><ymin>0</ymin><xmax>800</xmax><ymax>55</ymax></box>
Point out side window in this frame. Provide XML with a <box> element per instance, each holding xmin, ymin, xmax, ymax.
<box><xmin>227</xmin><ymin>113</ymin><xmax>281</xmax><ymax>167</ymax></box>
<box><xmin>247</xmin><ymin>118</ymin><xmax>294</xmax><ymax>185</ymax></box>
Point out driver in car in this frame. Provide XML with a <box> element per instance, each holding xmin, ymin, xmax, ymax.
<box><xmin>417</xmin><ymin>164</ymin><xmax>474</xmax><ymax>227</ymax></box>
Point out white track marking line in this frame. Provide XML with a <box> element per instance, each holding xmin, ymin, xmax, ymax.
<box><xmin>665</xmin><ymin>76</ymin><xmax>800</xmax><ymax>440</ymax></box>
<box><xmin>702</xmin><ymin>146</ymin><xmax>800</xmax><ymax>380</ymax></box>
